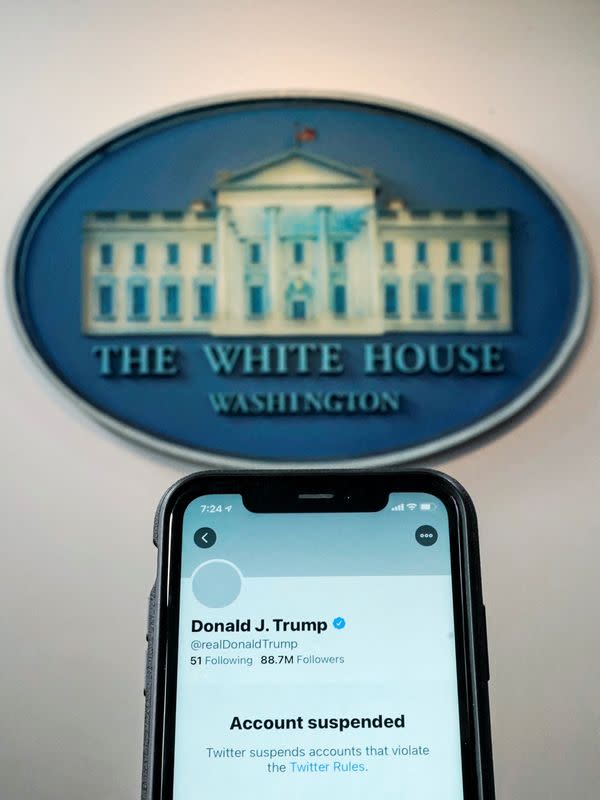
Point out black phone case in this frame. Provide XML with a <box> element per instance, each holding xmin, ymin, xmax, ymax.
<box><xmin>142</xmin><ymin>469</ymin><xmax>494</xmax><ymax>799</ymax></box>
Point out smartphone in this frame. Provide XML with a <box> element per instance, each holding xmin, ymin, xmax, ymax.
<box><xmin>142</xmin><ymin>470</ymin><xmax>493</xmax><ymax>799</ymax></box>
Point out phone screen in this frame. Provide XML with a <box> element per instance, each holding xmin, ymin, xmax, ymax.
<box><xmin>170</xmin><ymin>492</ymin><xmax>465</xmax><ymax>799</ymax></box>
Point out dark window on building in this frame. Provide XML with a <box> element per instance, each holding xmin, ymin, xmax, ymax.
<box><xmin>333</xmin><ymin>285</ymin><xmax>346</xmax><ymax>315</ymax></box>
<box><xmin>416</xmin><ymin>241</ymin><xmax>428</xmax><ymax>264</ymax></box>
<box><xmin>167</xmin><ymin>243</ymin><xmax>179</xmax><ymax>265</ymax></box>
<box><xmin>250</xmin><ymin>285</ymin><xmax>264</xmax><ymax>315</ymax></box>
<box><xmin>333</xmin><ymin>241</ymin><xmax>345</xmax><ymax>264</ymax></box>
<box><xmin>384</xmin><ymin>283</ymin><xmax>398</xmax><ymax>316</ymax></box>
<box><xmin>481</xmin><ymin>282</ymin><xmax>498</xmax><ymax>317</ymax></box>
<box><xmin>448</xmin><ymin>241</ymin><xmax>461</xmax><ymax>264</ymax></box>
<box><xmin>448</xmin><ymin>282</ymin><xmax>465</xmax><ymax>316</ymax></box>
<box><xmin>100</xmin><ymin>243</ymin><xmax>113</xmax><ymax>266</ymax></box>
<box><xmin>292</xmin><ymin>299</ymin><xmax>306</xmax><ymax>319</ymax></box>
<box><xmin>384</xmin><ymin>241</ymin><xmax>395</xmax><ymax>264</ymax></box>
<box><xmin>250</xmin><ymin>243</ymin><xmax>262</xmax><ymax>264</ymax></box>
<box><xmin>415</xmin><ymin>282</ymin><xmax>431</xmax><ymax>316</ymax></box>
<box><xmin>201</xmin><ymin>243</ymin><xmax>213</xmax><ymax>265</ymax></box>
<box><xmin>98</xmin><ymin>285</ymin><xmax>113</xmax><ymax>317</ymax></box>
<box><xmin>134</xmin><ymin>243</ymin><xmax>146</xmax><ymax>266</ymax></box>
<box><xmin>131</xmin><ymin>284</ymin><xmax>148</xmax><ymax>318</ymax></box>
<box><xmin>482</xmin><ymin>240</ymin><xmax>494</xmax><ymax>264</ymax></box>
<box><xmin>199</xmin><ymin>284</ymin><xmax>214</xmax><ymax>317</ymax></box>
<box><xmin>293</xmin><ymin>242</ymin><xmax>304</xmax><ymax>264</ymax></box>
<box><xmin>164</xmin><ymin>284</ymin><xmax>180</xmax><ymax>318</ymax></box>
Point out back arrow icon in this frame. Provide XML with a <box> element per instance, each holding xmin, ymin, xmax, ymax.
<box><xmin>194</xmin><ymin>527</ymin><xmax>217</xmax><ymax>549</ymax></box>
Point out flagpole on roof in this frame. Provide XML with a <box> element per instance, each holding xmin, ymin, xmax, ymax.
<box><xmin>293</xmin><ymin>123</ymin><xmax>318</xmax><ymax>148</ymax></box>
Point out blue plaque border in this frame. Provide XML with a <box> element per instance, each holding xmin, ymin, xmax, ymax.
<box><xmin>7</xmin><ymin>91</ymin><xmax>591</xmax><ymax>467</ymax></box>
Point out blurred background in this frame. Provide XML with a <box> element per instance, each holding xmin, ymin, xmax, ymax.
<box><xmin>1</xmin><ymin>1</ymin><xmax>599</xmax><ymax>798</ymax></box>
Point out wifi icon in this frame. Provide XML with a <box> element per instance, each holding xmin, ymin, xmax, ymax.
<box><xmin>406</xmin><ymin>503</ymin><xmax>418</xmax><ymax>511</ymax></box>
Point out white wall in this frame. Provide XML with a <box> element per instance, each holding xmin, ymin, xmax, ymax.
<box><xmin>1</xmin><ymin>1</ymin><xmax>599</xmax><ymax>797</ymax></box>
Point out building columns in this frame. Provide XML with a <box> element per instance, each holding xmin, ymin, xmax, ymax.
<box><xmin>316</xmin><ymin>206</ymin><xmax>330</xmax><ymax>319</ymax></box>
<box><xmin>215</xmin><ymin>205</ymin><xmax>230</xmax><ymax>320</ymax></box>
<box><xmin>267</xmin><ymin>206</ymin><xmax>281</xmax><ymax>319</ymax></box>
<box><xmin>366</xmin><ymin>205</ymin><xmax>382</xmax><ymax>321</ymax></box>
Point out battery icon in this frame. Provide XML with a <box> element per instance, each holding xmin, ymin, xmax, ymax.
<box><xmin>420</xmin><ymin>502</ymin><xmax>433</xmax><ymax>511</ymax></box>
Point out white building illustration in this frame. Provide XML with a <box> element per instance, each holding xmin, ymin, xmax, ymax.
<box><xmin>82</xmin><ymin>149</ymin><xmax>511</xmax><ymax>336</ymax></box>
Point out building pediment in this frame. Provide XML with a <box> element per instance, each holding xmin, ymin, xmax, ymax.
<box><xmin>214</xmin><ymin>150</ymin><xmax>379</xmax><ymax>191</ymax></box>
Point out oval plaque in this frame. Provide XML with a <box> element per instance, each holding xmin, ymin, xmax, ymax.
<box><xmin>9</xmin><ymin>94</ymin><xmax>589</xmax><ymax>466</ymax></box>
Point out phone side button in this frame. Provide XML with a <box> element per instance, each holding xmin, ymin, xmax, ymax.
<box><xmin>143</xmin><ymin>646</ymin><xmax>148</xmax><ymax>696</ymax></box>
<box><xmin>480</xmin><ymin>605</ymin><xmax>490</xmax><ymax>682</ymax></box>
<box><xmin>144</xmin><ymin>641</ymin><xmax>153</xmax><ymax>697</ymax></box>
<box><xmin>146</xmin><ymin>583</ymin><xmax>157</xmax><ymax>643</ymax></box>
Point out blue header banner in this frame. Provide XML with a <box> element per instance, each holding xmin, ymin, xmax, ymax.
<box><xmin>10</xmin><ymin>94</ymin><xmax>589</xmax><ymax>465</ymax></box>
